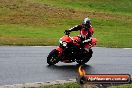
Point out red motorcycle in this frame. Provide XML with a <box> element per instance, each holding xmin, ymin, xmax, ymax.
<box><xmin>47</xmin><ymin>32</ymin><xmax>97</xmax><ymax>65</ymax></box>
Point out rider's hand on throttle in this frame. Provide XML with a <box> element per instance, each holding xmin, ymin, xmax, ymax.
<box><xmin>64</xmin><ymin>30</ymin><xmax>70</xmax><ymax>35</ymax></box>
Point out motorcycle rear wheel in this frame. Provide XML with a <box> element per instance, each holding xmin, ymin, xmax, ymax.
<box><xmin>47</xmin><ymin>49</ymin><xmax>59</xmax><ymax>65</ymax></box>
<box><xmin>76</xmin><ymin>49</ymin><xmax>93</xmax><ymax>64</ymax></box>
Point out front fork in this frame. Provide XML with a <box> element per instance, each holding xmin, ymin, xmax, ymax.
<box><xmin>56</xmin><ymin>46</ymin><xmax>72</xmax><ymax>63</ymax></box>
<box><xmin>55</xmin><ymin>47</ymin><xmax>63</xmax><ymax>57</ymax></box>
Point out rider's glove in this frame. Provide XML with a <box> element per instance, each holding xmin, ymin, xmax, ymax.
<box><xmin>64</xmin><ymin>30</ymin><xmax>71</xmax><ymax>35</ymax></box>
<box><xmin>65</xmin><ymin>30</ymin><xmax>71</xmax><ymax>32</ymax></box>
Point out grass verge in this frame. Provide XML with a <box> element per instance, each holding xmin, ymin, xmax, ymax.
<box><xmin>40</xmin><ymin>82</ymin><xmax>97</xmax><ymax>88</ymax></box>
<box><xmin>0</xmin><ymin>0</ymin><xmax>132</xmax><ymax>47</ymax></box>
<box><xmin>40</xmin><ymin>82</ymin><xmax>81</xmax><ymax>88</ymax></box>
<box><xmin>110</xmin><ymin>84</ymin><xmax>132</xmax><ymax>88</ymax></box>
<box><xmin>40</xmin><ymin>82</ymin><xmax>132</xmax><ymax>88</ymax></box>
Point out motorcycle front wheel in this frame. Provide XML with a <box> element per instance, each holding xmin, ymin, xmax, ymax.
<box><xmin>47</xmin><ymin>49</ymin><xmax>59</xmax><ymax>65</ymax></box>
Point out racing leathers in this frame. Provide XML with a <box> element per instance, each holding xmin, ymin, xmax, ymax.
<box><xmin>66</xmin><ymin>24</ymin><xmax>94</xmax><ymax>51</ymax></box>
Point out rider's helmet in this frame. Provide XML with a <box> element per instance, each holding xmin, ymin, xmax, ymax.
<box><xmin>82</xmin><ymin>17</ymin><xmax>91</xmax><ymax>30</ymax></box>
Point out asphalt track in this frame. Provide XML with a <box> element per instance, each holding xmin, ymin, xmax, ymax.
<box><xmin>0</xmin><ymin>46</ymin><xmax>132</xmax><ymax>85</ymax></box>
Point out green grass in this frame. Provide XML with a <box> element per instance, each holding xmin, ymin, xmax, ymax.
<box><xmin>0</xmin><ymin>24</ymin><xmax>63</xmax><ymax>45</ymax></box>
<box><xmin>0</xmin><ymin>0</ymin><xmax>132</xmax><ymax>47</ymax></box>
<box><xmin>40</xmin><ymin>83</ymin><xmax>96</xmax><ymax>88</ymax></box>
<box><xmin>110</xmin><ymin>84</ymin><xmax>132</xmax><ymax>88</ymax></box>
<box><xmin>33</xmin><ymin>0</ymin><xmax>132</xmax><ymax>16</ymax></box>
<box><xmin>40</xmin><ymin>82</ymin><xmax>81</xmax><ymax>88</ymax></box>
<box><xmin>40</xmin><ymin>83</ymin><xmax>132</xmax><ymax>88</ymax></box>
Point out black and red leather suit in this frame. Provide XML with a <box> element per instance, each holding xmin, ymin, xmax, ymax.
<box><xmin>66</xmin><ymin>24</ymin><xmax>94</xmax><ymax>49</ymax></box>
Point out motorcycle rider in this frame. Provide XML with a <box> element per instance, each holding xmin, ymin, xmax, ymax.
<box><xmin>65</xmin><ymin>17</ymin><xmax>94</xmax><ymax>52</ymax></box>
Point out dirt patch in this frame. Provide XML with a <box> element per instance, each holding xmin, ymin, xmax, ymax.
<box><xmin>0</xmin><ymin>0</ymin><xmax>131</xmax><ymax>26</ymax></box>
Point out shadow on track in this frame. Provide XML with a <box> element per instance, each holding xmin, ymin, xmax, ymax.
<box><xmin>46</xmin><ymin>64</ymin><xmax>96</xmax><ymax>77</ymax></box>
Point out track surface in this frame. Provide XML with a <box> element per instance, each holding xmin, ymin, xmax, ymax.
<box><xmin>0</xmin><ymin>46</ymin><xmax>132</xmax><ymax>85</ymax></box>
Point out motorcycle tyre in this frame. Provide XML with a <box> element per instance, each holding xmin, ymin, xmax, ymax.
<box><xmin>47</xmin><ymin>49</ymin><xmax>59</xmax><ymax>65</ymax></box>
<box><xmin>76</xmin><ymin>49</ymin><xmax>93</xmax><ymax>64</ymax></box>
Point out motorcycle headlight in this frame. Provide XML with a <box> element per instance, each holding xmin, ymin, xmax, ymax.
<box><xmin>62</xmin><ymin>42</ymin><xmax>67</xmax><ymax>46</ymax></box>
<box><xmin>59</xmin><ymin>38</ymin><xmax>67</xmax><ymax>47</ymax></box>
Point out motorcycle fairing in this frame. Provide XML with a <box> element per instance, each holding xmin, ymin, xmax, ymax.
<box><xmin>61</xmin><ymin>35</ymin><xmax>72</xmax><ymax>43</ymax></box>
